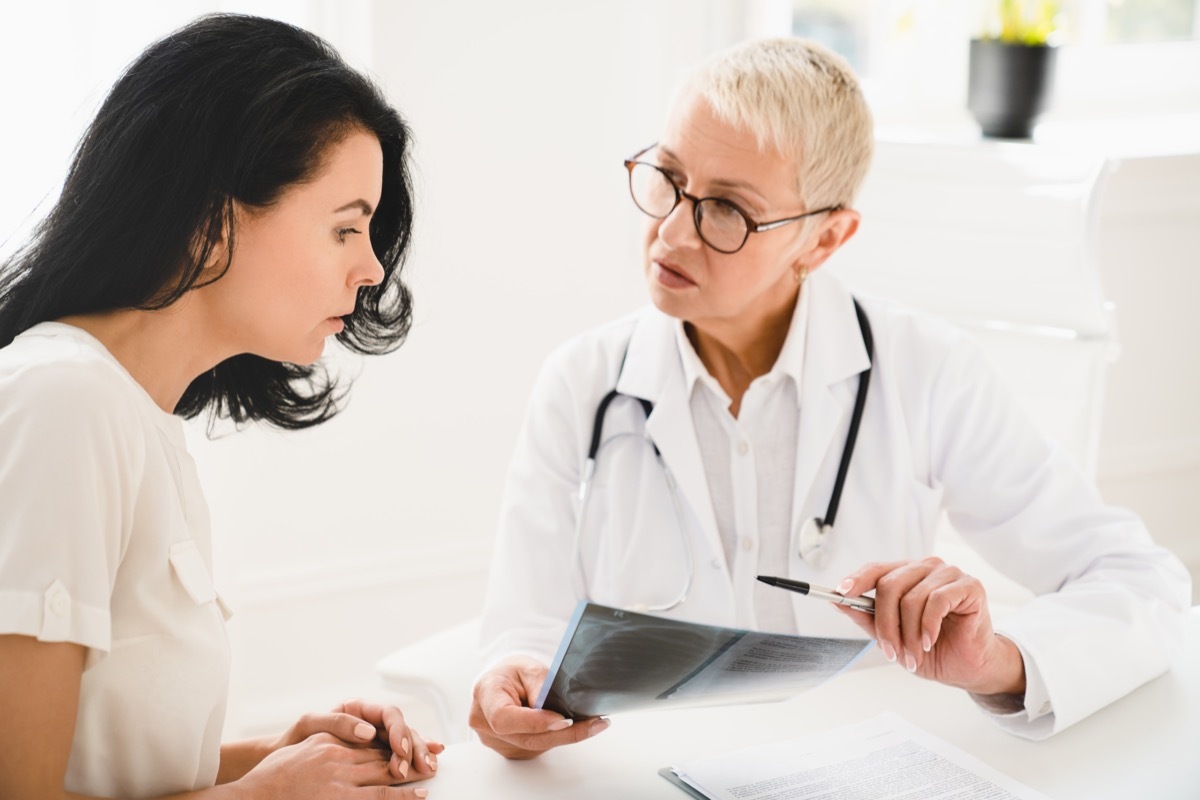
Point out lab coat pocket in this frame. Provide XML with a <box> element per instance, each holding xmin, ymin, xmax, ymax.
<box><xmin>168</xmin><ymin>541</ymin><xmax>217</xmax><ymax>605</ymax></box>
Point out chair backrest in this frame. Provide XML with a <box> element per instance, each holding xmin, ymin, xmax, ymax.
<box><xmin>830</xmin><ymin>138</ymin><xmax>1116</xmax><ymax>478</ymax></box>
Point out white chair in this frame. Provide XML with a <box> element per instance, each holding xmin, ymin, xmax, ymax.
<box><xmin>829</xmin><ymin>136</ymin><xmax>1117</xmax><ymax>605</ymax></box>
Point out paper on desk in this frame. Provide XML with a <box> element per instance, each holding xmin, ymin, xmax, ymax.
<box><xmin>667</xmin><ymin>712</ymin><xmax>1051</xmax><ymax>800</ymax></box>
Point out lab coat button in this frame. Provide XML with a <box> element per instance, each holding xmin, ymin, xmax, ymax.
<box><xmin>711</xmin><ymin>558</ymin><xmax>722</xmax><ymax>569</ymax></box>
<box><xmin>737</xmin><ymin>441</ymin><xmax>750</xmax><ymax>456</ymax></box>
<box><xmin>1039</xmin><ymin>701</ymin><xmax>1052</xmax><ymax>715</ymax></box>
<box><xmin>741</xmin><ymin>537</ymin><xmax>754</xmax><ymax>551</ymax></box>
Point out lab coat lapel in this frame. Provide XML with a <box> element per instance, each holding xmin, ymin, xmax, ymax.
<box><xmin>793</xmin><ymin>274</ymin><xmax>872</xmax><ymax>528</ymax></box>
<box><xmin>616</xmin><ymin>309</ymin><xmax>725</xmax><ymax>572</ymax></box>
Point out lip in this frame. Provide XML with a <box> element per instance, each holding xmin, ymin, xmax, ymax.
<box><xmin>652</xmin><ymin>259</ymin><xmax>697</xmax><ymax>289</ymax></box>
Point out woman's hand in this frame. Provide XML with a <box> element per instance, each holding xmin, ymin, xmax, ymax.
<box><xmin>275</xmin><ymin>699</ymin><xmax>444</xmax><ymax>782</ymax></box>
<box><xmin>834</xmin><ymin>557</ymin><xmax>1026</xmax><ymax>697</ymax></box>
<box><xmin>236</xmin><ymin>732</ymin><xmax>431</xmax><ymax>799</ymax></box>
<box><xmin>469</xmin><ymin>656</ymin><xmax>609</xmax><ymax>759</ymax></box>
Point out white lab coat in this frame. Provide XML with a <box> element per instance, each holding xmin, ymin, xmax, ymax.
<box><xmin>481</xmin><ymin>270</ymin><xmax>1191</xmax><ymax>738</ymax></box>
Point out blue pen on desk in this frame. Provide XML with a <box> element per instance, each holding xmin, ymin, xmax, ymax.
<box><xmin>757</xmin><ymin>575</ymin><xmax>876</xmax><ymax>614</ymax></box>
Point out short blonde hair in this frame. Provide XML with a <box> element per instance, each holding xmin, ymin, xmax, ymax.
<box><xmin>684</xmin><ymin>38</ymin><xmax>874</xmax><ymax>209</ymax></box>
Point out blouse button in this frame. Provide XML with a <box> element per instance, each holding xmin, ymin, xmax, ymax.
<box><xmin>50</xmin><ymin>588</ymin><xmax>70</xmax><ymax>617</ymax></box>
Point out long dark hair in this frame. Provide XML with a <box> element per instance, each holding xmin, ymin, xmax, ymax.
<box><xmin>0</xmin><ymin>13</ymin><xmax>414</xmax><ymax>429</ymax></box>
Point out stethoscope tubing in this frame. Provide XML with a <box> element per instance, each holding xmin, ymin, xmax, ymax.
<box><xmin>574</xmin><ymin>298</ymin><xmax>873</xmax><ymax>610</ymax></box>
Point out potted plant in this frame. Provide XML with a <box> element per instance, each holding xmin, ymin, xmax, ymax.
<box><xmin>967</xmin><ymin>0</ymin><xmax>1061</xmax><ymax>139</ymax></box>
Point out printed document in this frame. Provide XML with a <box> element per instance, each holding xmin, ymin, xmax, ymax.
<box><xmin>664</xmin><ymin>712</ymin><xmax>1051</xmax><ymax>800</ymax></box>
<box><xmin>534</xmin><ymin>602</ymin><xmax>871</xmax><ymax>719</ymax></box>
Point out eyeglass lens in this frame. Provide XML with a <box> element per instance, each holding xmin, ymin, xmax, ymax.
<box><xmin>628</xmin><ymin>162</ymin><xmax>749</xmax><ymax>253</ymax></box>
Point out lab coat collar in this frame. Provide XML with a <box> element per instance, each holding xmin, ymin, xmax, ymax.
<box><xmin>792</xmin><ymin>270</ymin><xmax>873</xmax><ymax>533</ymax></box>
<box><xmin>613</xmin><ymin>270</ymin><xmax>871</xmax><ymax>581</ymax></box>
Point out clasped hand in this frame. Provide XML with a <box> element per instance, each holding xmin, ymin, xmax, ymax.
<box><xmin>237</xmin><ymin>698</ymin><xmax>445</xmax><ymax>799</ymax></box>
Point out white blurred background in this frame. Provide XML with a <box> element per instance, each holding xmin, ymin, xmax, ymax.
<box><xmin>2</xmin><ymin>0</ymin><xmax>1197</xmax><ymax>740</ymax></box>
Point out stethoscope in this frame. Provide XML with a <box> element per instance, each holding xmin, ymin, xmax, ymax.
<box><xmin>571</xmin><ymin>298</ymin><xmax>874</xmax><ymax>612</ymax></box>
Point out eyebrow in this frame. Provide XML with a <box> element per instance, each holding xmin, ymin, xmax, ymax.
<box><xmin>656</xmin><ymin>146</ymin><xmax>770</xmax><ymax>206</ymax></box>
<box><xmin>333</xmin><ymin>199</ymin><xmax>375</xmax><ymax>216</ymax></box>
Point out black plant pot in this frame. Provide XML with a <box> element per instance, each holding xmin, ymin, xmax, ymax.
<box><xmin>967</xmin><ymin>38</ymin><xmax>1057</xmax><ymax>139</ymax></box>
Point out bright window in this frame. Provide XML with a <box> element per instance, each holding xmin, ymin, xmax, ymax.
<box><xmin>782</xmin><ymin>0</ymin><xmax>1200</xmax><ymax>125</ymax></box>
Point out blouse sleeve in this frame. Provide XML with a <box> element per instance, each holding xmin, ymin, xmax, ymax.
<box><xmin>0</xmin><ymin>358</ymin><xmax>144</xmax><ymax>658</ymax></box>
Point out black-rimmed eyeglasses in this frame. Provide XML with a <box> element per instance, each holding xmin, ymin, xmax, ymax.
<box><xmin>623</xmin><ymin>144</ymin><xmax>843</xmax><ymax>255</ymax></box>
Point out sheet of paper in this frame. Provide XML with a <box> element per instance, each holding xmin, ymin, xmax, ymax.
<box><xmin>669</xmin><ymin>712</ymin><xmax>1051</xmax><ymax>800</ymax></box>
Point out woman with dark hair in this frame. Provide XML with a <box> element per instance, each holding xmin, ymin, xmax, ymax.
<box><xmin>0</xmin><ymin>14</ymin><xmax>439</xmax><ymax>799</ymax></box>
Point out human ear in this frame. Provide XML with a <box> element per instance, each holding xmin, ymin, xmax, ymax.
<box><xmin>797</xmin><ymin>208</ymin><xmax>860</xmax><ymax>275</ymax></box>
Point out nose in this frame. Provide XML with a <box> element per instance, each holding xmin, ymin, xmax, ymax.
<box><xmin>352</xmin><ymin>248</ymin><xmax>385</xmax><ymax>288</ymax></box>
<box><xmin>656</xmin><ymin>195</ymin><xmax>702</xmax><ymax>250</ymax></box>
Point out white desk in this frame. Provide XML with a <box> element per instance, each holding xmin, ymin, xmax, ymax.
<box><xmin>413</xmin><ymin>608</ymin><xmax>1199</xmax><ymax>798</ymax></box>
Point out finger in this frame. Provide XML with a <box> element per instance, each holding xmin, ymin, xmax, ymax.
<box><xmin>408</xmin><ymin>729</ymin><xmax>437</xmax><ymax>778</ymax></box>
<box><xmin>835</xmin><ymin>560</ymin><xmax>910</xmax><ymax>598</ymax></box>
<box><xmin>348</xmin><ymin>755</ymin><xmax>407</xmax><ymax>787</ymax></box>
<box><xmin>483</xmin><ymin>715</ymin><xmax>611</xmax><ymax>756</ymax></box>
<box><xmin>288</xmin><ymin>711</ymin><xmax>378</xmax><ymax>746</ymax></box>
<box><xmin>830</xmin><ymin>601</ymin><xmax>877</xmax><ymax>638</ymax></box>
<box><xmin>904</xmin><ymin>563</ymin><xmax>973</xmax><ymax>670</ymax></box>
<box><xmin>868</xmin><ymin>558</ymin><xmax>943</xmax><ymax>666</ymax></box>
<box><xmin>336</xmin><ymin>699</ymin><xmax>409</xmax><ymax>750</ymax></box>
<box><xmin>379</xmin><ymin>787</ymin><xmax>431</xmax><ymax>799</ymax></box>
<box><xmin>921</xmin><ymin>572</ymin><xmax>986</xmax><ymax>653</ymax></box>
<box><xmin>474</xmin><ymin>666</ymin><xmax>567</xmax><ymax>737</ymax></box>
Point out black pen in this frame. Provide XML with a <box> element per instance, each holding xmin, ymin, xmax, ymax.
<box><xmin>757</xmin><ymin>575</ymin><xmax>876</xmax><ymax>614</ymax></box>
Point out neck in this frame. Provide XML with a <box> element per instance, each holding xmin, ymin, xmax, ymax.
<box><xmin>59</xmin><ymin>296</ymin><xmax>232</xmax><ymax>414</ymax></box>
<box><xmin>687</xmin><ymin>288</ymin><xmax>799</xmax><ymax>417</ymax></box>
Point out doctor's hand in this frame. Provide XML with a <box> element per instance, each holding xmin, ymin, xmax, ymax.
<box><xmin>470</xmin><ymin>656</ymin><xmax>611</xmax><ymax>759</ymax></box>
<box><xmin>834</xmin><ymin>558</ymin><xmax>1027</xmax><ymax>698</ymax></box>
<box><xmin>275</xmin><ymin>699</ymin><xmax>444</xmax><ymax>782</ymax></box>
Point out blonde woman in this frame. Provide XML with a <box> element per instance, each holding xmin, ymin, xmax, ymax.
<box><xmin>469</xmin><ymin>38</ymin><xmax>1190</xmax><ymax>758</ymax></box>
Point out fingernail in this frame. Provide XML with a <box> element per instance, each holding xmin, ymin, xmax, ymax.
<box><xmin>880</xmin><ymin>641</ymin><xmax>896</xmax><ymax>662</ymax></box>
<box><xmin>397</xmin><ymin>759</ymin><xmax>409</xmax><ymax>779</ymax></box>
<box><xmin>415</xmin><ymin>790</ymin><xmax>429</xmax><ymax>799</ymax></box>
<box><xmin>904</xmin><ymin>650</ymin><xmax>917</xmax><ymax>673</ymax></box>
<box><xmin>836</xmin><ymin>578</ymin><xmax>854</xmax><ymax>595</ymax></box>
<box><xmin>401</xmin><ymin>736</ymin><xmax>410</xmax><ymax>756</ymax></box>
<box><xmin>425</xmin><ymin>753</ymin><xmax>436</xmax><ymax>771</ymax></box>
<box><xmin>922</xmin><ymin>634</ymin><xmax>932</xmax><ymax>653</ymax></box>
<box><xmin>548</xmin><ymin>718</ymin><xmax>574</xmax><ymax>731</ymax></box>
<box><xmin>354</xmin><ymin>722</ymin><xmax>375</xmax><ymax>740</ymax></box>
<box><xmin>589</xmin><ymin>718</ymin><xmax>610</xmax><ymax>737</ymax></box>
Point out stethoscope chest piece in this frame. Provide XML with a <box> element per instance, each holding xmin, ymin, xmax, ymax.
<box><xmin>798</xmin><ymin>517</ymin><xmax>832</xmax><ymax>570</ymax></box>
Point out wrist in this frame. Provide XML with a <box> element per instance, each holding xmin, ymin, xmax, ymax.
<box><xmin>969</xmin><ymin>634</ymin><xmax>1027</xmax><ymax>697</ymax></box>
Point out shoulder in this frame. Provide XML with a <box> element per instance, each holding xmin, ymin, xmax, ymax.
<box><xmin>539</xmin><ymin>307</ymin><xmax>650</xmax><ymax>384</ymax></box>
<box><xmin>848</xmin><ymin>290</ymin><xmax>981</xmax><ymax>381</ymax></box>
<box><xmin>0</xmin><ymin>325</ymin><xmax>147</xmax><ymax>446</ymax></box>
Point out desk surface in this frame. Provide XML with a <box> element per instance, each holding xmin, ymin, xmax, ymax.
<box><xmin>417</xmin><ymin>608</ymin><xmax>1199</xmax><ymax>799</ymax></box>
